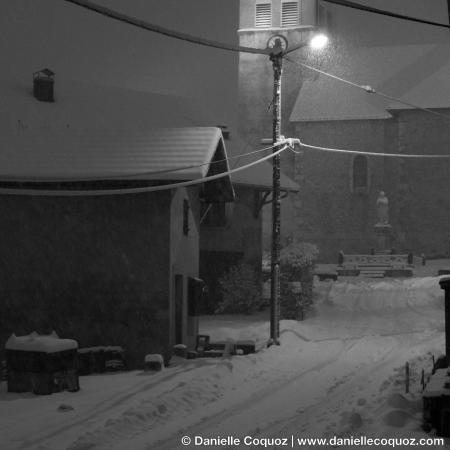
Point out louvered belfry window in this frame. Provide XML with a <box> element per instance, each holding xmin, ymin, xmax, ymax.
<box><xmin>255</xmin><ymin>3</ymin><xmax>272</xmax><ymax>28</ymax></box>
<box><xmin>281</xmin><ymin>1</ymin><xmax>300</xmax><ymax>27</ymax></box>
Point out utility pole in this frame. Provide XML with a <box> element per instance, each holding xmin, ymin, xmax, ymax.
<box><xmin>268</xmin><ymin>39</ymin><xmax>284</xmax><ymax>346</ymax></box>
<box><xmin>264</xmin><ymin>34</ymin><xmax>326</xmax><ymax>346</ymax></box>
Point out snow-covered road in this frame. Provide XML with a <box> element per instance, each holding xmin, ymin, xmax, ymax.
<box><xmin>148</xmin><ymin>277</ymin><xmax>445</xmax><ymax>450</ymax></box>
<box><xmin>0</xmin><ymin>276</ymin><xmax>446</xmax><ymax>449</ymax></box>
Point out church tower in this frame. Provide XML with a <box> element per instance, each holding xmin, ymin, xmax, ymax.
<box><xmin>237</xmin><ymin>0</ymin><xmax>324</xmax><ymax>144</ymax></box>
<box><xmin>237</xmin><ymin>0</ymin><xmax>330</xmax><ymax>253</ymax></box>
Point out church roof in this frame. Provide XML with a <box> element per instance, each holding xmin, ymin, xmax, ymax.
<box><xmin>290</xmin><ymin>42</ymin><xmax>450</xmax><ymax>122</ymax></box>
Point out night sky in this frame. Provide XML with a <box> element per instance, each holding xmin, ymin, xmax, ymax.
<box><xmin>0</xmin><ymin>1</ymin><xmax>448</xmax><ymax>129</ymax></box>
<box><xmin>0</xmin><ymin>0</ymin><xmax>239</xmax><ymax>126</ymax></box>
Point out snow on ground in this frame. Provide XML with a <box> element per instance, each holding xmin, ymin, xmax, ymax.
<box><xmin>0</xmin><ymin>266</ymin><xmax>449</xmax><ymax>449</ymax></box>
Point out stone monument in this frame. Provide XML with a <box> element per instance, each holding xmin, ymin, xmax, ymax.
<box><xmin>374</xmin><ymin>191</ymin><xmax>392</xmax><ymax>252</ymax></box>
<box><xmin>337</xmin><ymin>190</ymin><xmax>413</xmax><ymax>278</ymax></box>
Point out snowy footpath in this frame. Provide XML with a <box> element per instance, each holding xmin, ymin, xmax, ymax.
<box><xmin>0</xmin><ymin>276</ymin><xmax>448</xmax><ymax>449</ymax></box>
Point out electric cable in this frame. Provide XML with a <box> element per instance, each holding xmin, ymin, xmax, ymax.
<box><xmin>0</xmin><ymin>145</ymin><xmax>289</xmax><ymax>197</ymax></box>
<box><xmin>321</xmin><ymin>0</ymin><xmax>450</xmax><ymax>30</ymax></box>
<box><xmin>289</xmin><ymin>141</ymin><xmax>450</xmax><ymax>158</ymax></box>
<box><xmin>284</xmin><ymin>56</ymin><xmax>450</xmax><ymax>121</ymax></box>
<box><xmin>64</xmin><ymin>0</ymin><xmax>450</xmax><ymax>122</ymax></box>
<box><xmin>1</xmin><ymin>142</ymin><xmax>277</xmax><ymax>183</ymax></box>
<box><xmin>63</xmin><ymin>0</ymin><xmax>269</xmax><ymax>55</ymax></box>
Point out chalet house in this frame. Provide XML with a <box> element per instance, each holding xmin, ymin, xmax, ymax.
<box><xmin>0</xmin><ymin>74</ymin><xmax>233</xmax><ymax>366</ymax></box>
<box><xmin>200</xmin><ymin>135</ymin><xmax>299</xmax><ymax>312</ymax></box>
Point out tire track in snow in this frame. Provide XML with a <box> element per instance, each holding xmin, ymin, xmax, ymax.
<box><xmin>230</xmin><ymin>332</ymin><xmax>440</xmax><ymax>449</ymax></box>
<box><xmin>16</xmin><ymin>363</ymin><xmax>208</xmax><ymax>450</ymax></box>
<box><xmin>150</xmin><ymin>340</ymin><xmax>351</xmax><ymax>450</ymax></box>
<box><xmin>240</xmin><ymin>340</ymin><xmax>399</xmax><ymax>447</ymax></box>
<box><xmin>180</xmin><ymin>281</ymin><xmax>444</xmax><ymax>450</ymax></box>
<box><xmin>62</xmin><ymin>357</ymin><xmax>246</xmax><ymax>450</ymax></box>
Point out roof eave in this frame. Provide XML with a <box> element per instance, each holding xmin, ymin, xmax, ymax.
<box><xmin>202</xmin><ymin>134</ymin><xmax>235</xmax><ymax>203</ymax></box>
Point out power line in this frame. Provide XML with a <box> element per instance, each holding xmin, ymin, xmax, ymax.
<box><xmin>110</xmin><ymin>141</ymin><xmax>275</xmax><ymax>180</ymax></box>
<box><xmin>60</xmin><ymin>3</ymin><xmax>450</xmax><ymax>160</ymax></box>
<box><xmin>373</xmin><ymin>91</ymin><xmax>450</xmax><ymax>119</ymax></box>
<box><xmin>0</xmin><ymin>145</ymin><xmax>289</xmax><ymax>197</ymax></box>
<box><xmin>290</xmin><ymin>141</ymin><xmax>450</xmax><ymax>158</ymax></box>
<box><xmin>2</xmin><ymin>142</ymin><xmax>276</xmax><ymax>183</ymax></box>
<box><xmin>284</xmin><ymin>56</ymin><xmax>450</xmax><ymax>121</ymax></box>
<box><xmin>63</xmin><ymin>0</ymin><xmax>268</xmax><ymax>55</ymax></box>
<box><xmin>321</xmin><ymin>0</ymin><xmax>450</xmax><ymax>29</ymax></box>
<box><xmin>64</xmin><ymin>0</ymin><xmax>450</xmax><ymax>123</ymax></box>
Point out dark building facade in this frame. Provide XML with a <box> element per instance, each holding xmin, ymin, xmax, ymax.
<box><xmin>0</xmin><ymin>189</ymin><xmax>196</xmax><ymax>366</ymax></box>
<box><xmin>238</xmin><ymin>0</ymin><xmax>450</xmax><ymax>261</ymax></box>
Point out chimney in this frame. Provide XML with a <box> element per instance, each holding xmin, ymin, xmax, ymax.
<box><xmin>33</xmin><ymin>68</ymin><xmax>55</xmax><ymax>102</ymax></box>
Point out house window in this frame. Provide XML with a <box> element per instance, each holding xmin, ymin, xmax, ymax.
<box><xmin>352</xmin><ymin>155</ymin><xmax>368</xmax><ymax>189</ymax></box>
<box><xmin>281</xmin><ymin>1</ymin><xmax>299</xmax><ymax>27</ymax></box>
<box><xmin>183</xmin><ymin>199</ymin><xmax>189</xmax><ymax>235</ymax></box>
<box><xmin>255</xmin><ymin>3</ymin><xmax>272</xmax><ymax>28</ymax></box>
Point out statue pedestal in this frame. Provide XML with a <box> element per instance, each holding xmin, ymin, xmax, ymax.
<box><xmin>374</xmin><ymin>223</ymin><xmax>392</xmax><ymax>252</ymax></box>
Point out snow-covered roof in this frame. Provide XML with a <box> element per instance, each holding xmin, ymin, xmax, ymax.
<box><xmin>290</xmin><ymin>42</ymin><xmax>450</xmax><ymax>122</ymax></box>
<box><xmin>0</xmin><ymin>77</ymin><xmax>209</xmax><ymax>132</ymax></box>
<box><xmin>0</xmin><ymin>77</ymin><xmax>235</xmax><ymax>195</ymax></box>
<box><xmin>5</xmin><ymin>331</ymin><xmax>78</xmax><ymax>353</ymax></box>
<box><xmin>145</xmin><ymin>354</ymin><xmax>164</xmax><ymax>363</ymax></box>
<box><xmin>0</xmin><ymin>127</ymin><xmax>228</xmax><ymax>181</ymax></box>
<box><xmin>423</xmin><ymin>368</ymin><xmax>450</xmax><ymax>398</ymax></box>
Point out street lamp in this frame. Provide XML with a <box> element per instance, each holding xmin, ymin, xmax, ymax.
<box><xmin>309</xmin><ymin>33</ymin><xmax>329</xmax><ymax>50</ymax></box>
<box><xmin>266</xmin><ymin>32</ymin><xmax>328</xmax><ymax>346</ymax></box>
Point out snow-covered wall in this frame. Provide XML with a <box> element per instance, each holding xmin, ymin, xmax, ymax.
<box><xmin>169</xmin><ymin>186</ymin><xmax>202</xmax><ymax>350</ymax></box>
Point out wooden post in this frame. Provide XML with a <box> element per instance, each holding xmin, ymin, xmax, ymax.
<box><xmin>268</xmin><ymin>41</ymin><xmax>283</xmax><ymax>346</ymax></box>
<box><xmin>439</xmin><ymin>277</ymin><xmax>450</xmax><ymax>364</ymax></box>
<box><xmin>405</xmin><ymin>361</ymin><xmax>410</xmax><ymax>394</ymax></box>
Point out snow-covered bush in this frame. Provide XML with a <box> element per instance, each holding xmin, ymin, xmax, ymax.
<box><xmin>216</xmin><ymin>263</ymin><xmax>262</xmax><ymax>314</ymax></box>
<box><xmin>280</xmin><ymin>240</ymin><xmax>318</xmax><ymax>320</ymax></box>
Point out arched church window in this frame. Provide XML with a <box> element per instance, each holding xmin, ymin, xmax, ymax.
<box><xmin>352</xmin><ymin>155</ymin><xmax>368</xmax><ymax>189</ymax></box>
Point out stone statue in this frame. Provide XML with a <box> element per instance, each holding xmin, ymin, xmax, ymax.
<box><xmin>376</xmin><ymin>191</ymin><xmax>389</xmax><ymax>225</ymax></box>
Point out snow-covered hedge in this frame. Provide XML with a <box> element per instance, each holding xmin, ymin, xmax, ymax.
<box><xmin>216</xmin><ymin>263</ymin><xmax>262</xmax><ymax>315</ymax></box>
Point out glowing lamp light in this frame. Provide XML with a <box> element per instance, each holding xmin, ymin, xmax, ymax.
<box><xmin>309</xmin><ymin>34</ymin><xmax>329</xmax><ymax>50</ymax></box>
